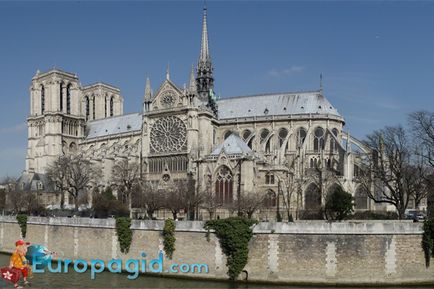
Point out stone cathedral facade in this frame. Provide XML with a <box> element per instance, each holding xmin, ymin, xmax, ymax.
<box><xmin>20</xmin><ymin>7</ymin><xmax>377</xmax><ymax>219</ymax></box>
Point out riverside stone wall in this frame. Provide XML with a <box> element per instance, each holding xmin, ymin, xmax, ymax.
<box><xmin>0</xmin><ymin>216</ymin><xmax>433</xmax><ymax>285</ymax></box>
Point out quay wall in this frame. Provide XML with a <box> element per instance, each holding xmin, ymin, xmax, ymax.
<box><xmin>0</xmin><ymin>216</ymin><xmax>433</xmax><ymax>285</ymax></box>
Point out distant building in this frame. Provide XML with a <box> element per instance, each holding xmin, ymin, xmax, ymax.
<box><xmin>21</xmin><ymin>7</ymin><xmax>380</xmax><ymax>219</ymax></box>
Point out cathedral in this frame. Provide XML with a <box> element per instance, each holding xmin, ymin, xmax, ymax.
<box><xmin>20</xmin><ymin>7</ymin><xmax>375</xmax><ymax>219</ymax></box>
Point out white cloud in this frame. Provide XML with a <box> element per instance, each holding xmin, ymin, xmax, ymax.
<box><xmin>0</xmin><ymin>123</ymin><xmax>27</xmax><ymax>134</ymax></box>
<box><xmin>268</xmin><ymin>66</ymin><xmax>305</xmax><ymax>77</ymax></box>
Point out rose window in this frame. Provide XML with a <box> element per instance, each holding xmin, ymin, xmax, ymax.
<box><xmin>150</xmin><ymin>116</ymin><xmax>187</xmax><ymax>153</ymax></box>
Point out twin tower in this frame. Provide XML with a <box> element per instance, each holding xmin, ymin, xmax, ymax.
<box><xmin>25</xmin><ymin>7</ymin><xmax>215</xmax><ymax>174</ymax></box>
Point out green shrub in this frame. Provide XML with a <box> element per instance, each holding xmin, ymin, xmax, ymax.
<box><xmin>204</xmin><ymin>217</ymin><xmax>257</xmax><ymax>280</ymax></box>
<box><xmin>16</xmin><ymin>214</ymin><xmax>28</xmax><ymax>238</ymax></box>
<box><xmin>325</xmin><ymin>187</ymin><xmax>353</xmax><ymax>221</ymax></box>
<box><xmin>422</xmin><ymin>218</ymin><xmax>434</xmax><ymax>267</ymax></box>
<box><xmin>163</xmin><ymin>219</ymin><xmax>176</xmax><ymax>259</ymax></box>
<box><xmin>93</xmin><ymin>187</ymin><xmax>129</xmax><ymax>218</ymax></box>
<box><xmin>115</xmin><ymin>217</ymin><xmax>133</xmax><ymax>254</ymax></box>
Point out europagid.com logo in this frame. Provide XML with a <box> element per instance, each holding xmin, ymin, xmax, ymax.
<box><xmin>32</xmin><ymin>250</ymin><xmax>209</xmax><ymax>280</ymax></box>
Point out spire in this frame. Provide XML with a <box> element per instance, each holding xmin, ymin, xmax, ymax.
<box><xmin>200</xmin><ymin>5</ymin><xmax>210</xmax><ymax>62</ymax></box>
<box><xmin>196</xmin><ymin>4</ymin><xmax>215</xmax><ymax>111</ymax></box>
<box><xmin>188</xmin><ymin>65</ymin><xmax>197</xmax><ymax>94</ymax></box>
<box><xmin>166</xmin><ymin>63</ymin><xmax>170</xmax><ymax>80</ymax></box>
<box><xmin>144</xmin><ymin>77</ymin><xmax>152</xmax><ymax>102</ymax></box>
<box><xmin>319</xmin><ymin>73</ymin><xmax>323</xmax><ymax>94</ymax></box>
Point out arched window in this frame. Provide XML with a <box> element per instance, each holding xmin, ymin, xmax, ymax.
<box><xmin>59</xmin><ymin>82</ymin><xmax>63</xmax><ymax>111</ymax></box>
<box><xmin>66</xmin><ymin>84</ymin><xmax>71</xmax><ymax>114</ymax></box>
<box><xmin>92</xmin><ymin>96</ymin><xmax>96</xmax><ymax>120</ymax></box>
<box><xmin>242</xmin><ymin>129</ymin><xmax>251</xmax><ymax>141</ymax></box>
<box><xmin>332</xmin><ymin>128</ymin><xmax>339</xmax><ymax>136</ymax></box>
<box><xmin>297</xmin><ymin>128</ymin><xmax>307</xmax><ymax>148</ymax></box>
<box><xmin>330</xmin><ymin>128</ymin><xmax>339</xmax><ymax>153</ymax></box>
<box><xmin>224</xmin><ymin>130</ymin><xmax>232</xmax><ymax>140</ymax></box>
<box><xmin>40</xmin><ymin>85</ymin><xmax>45</xmax><ymax>114</ymax></box>
<box><xmin>85</xmin><ymin>96</ymin><xmax>90</xmax><ymax>121</ymax></box>
<box><xmin>260</xmin><ymin>129</ymin><xmax>270</xmax><ymax>143</ymax></box>
<box><xmin>110</xmin><ymin>96</ymin><xmax>114</xmax><ymax>117</ymax></box>
<box><xmin>304</xmin><ymin>183</ymin><xmax>321</xmax><ymax>211</ymax></box>
<box><xmin>104</xmin><ymin>96</ymin><xmax>107</xmax><ymax>118</ymax></box>
<box><xmin>260</xmin><ymin>129</ymin><xmax>271</xmax><ymax>153</ymax></box>
<box><xmin>313</xmin><ymin>127</ymin><xmax>325</xmax><ymax>152</ymax></box>
<box><xmin>265</xmin><ymin>173</ymin><xmax>275</xmax><ymax>185</ymax></box>
<box><xmin>278</xmin><ymin>128</ymin><xmax>288</xmax><ymax>150</ymax></box>
<box><xmin>354</xmin><ymin>187</ymin><xmax>368</xmax><ymax>210</ymax></box>
<box><xmin>264</xmin><ymin>190</ymin><xmax>277</xmax><ymax>207</ymax></box>
<box><xmin>215</xmin><ymin>166</ymin><xmax>233</xmax><ymax>205</ymax></box>
<box><xmin>354</xmin><ymin>164</ymin><xmax>362</xmax><ymax>177</ymax></box>
<box><xmin>242</xmin><ymin>130</ymin><xmax>253</xmax><ymax>149</ymax></box>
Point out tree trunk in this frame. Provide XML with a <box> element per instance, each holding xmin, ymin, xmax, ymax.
<box><xmin>60</xmin><ymin>191</ymin><xmax>65</xmax><ymax>209</ymax></box>
<box><xmin>147</xmin><ymin>209</ymin><xmax>154</xmax><ymax>220</ymax></box>
<box><xmin>128</xmin><ymin>193</ymin><xmax>132</xmax><ymax>219</ymax></box>
<box><xmin>74</xmin><ymin>195</ymin><xmax>79</xmax><ymax>211</ymax></box>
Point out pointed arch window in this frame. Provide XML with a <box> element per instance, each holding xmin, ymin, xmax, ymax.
<box><xmin>104</xmin><ymin>96</ymin><xmax>107</xmax><ymax>118</ymax></box>
<box><xmin>59</xmin><ymin>82</ymin><xmax>63</xmax><ymax>111</ymax></box>
<box><xmin>85</xmin><ymin>96</ymin><xmax>90</xmax><ymax>121</ymax></box>
<box><xmin>264</xmin><ymin>190</ymin><xmax>277</xmax><ymax>207</ymax></box>
<box><xmin>215</xmin><ymin>166</ymin><xmax>233</xmax><ymax>205</ymax></box>
<box><xmin>242</xmin><ymin>129</ymin><xmax>253</xmax><ymax>149</ymax></box>
<box><xmin>265</xmin><ymin>173</ymin><xmax>275</xmax><ymax>185</ymax></box>
<box><xmin>354</xmin><ymin>187</ymin><xmax>368</xmax><ymax>210</ymax></box>
<box><xmin>297</xmin><ymin>128</ymin><xmax>307</xmax><ymax>148</ymax></box>
<box><xmin>278</xmin><ymin>128</ymin><xmax>288</xmax><ymax>151</ymax></box>
<box><xmin>66</xmin><ymin>83</ymin><xmax>71</xmax><ymax>114</ymax></box>
<box><xmin>330</xmin><ymin>128</ymin><xmax>339</xmax><ymax>153</ymax></box>
<box><xmin>40</xmin><ymin>85</ymin><xmax>45</xmax><ymax>114</ymax></box>
<box><xmin>110</xmin><ymin>96</ymin><xmax>114</xmax><ymax>117</ymax></box>
<box><xmin>92</xmin><ymin>96</ymin><xmax>96</xmax><ymax>120</ymax></box>
<box><xmin>313</xmin><ymin>127</ymin><xmax>325</xmax><ymax>152</ymax></box>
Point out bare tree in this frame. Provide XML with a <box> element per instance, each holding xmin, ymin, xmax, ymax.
<box><xmin>46</xmin><ymin>156</ymin><xmax>70</xmax><ymax>209</ymax></box>
<box><xmin>280</xmin><ymin>173</ymin><xmax>304</xmax><ymax>221</ymax></box>
<box><xmin>111</xmin><ymin>158</ymin><xmax>141</xmax><ymax>217</ymax></box>
<box><xmin>359</xmin><ymin>126</ymin><xmax>431</xmax><ymax>219</ymax></box>
<box><xmin>409</xmin><ymin>111</ymin><xmax>434</xmax><ymax>168</ymax></box>
<box><xmin>164</xmin><ymin>180</ymin><xmax>189</xmax><ymax>220</ymax></box>
<box><xmin>199</xmin><ymin>184</ymin><xmax>221</xmax><ymax>220</ymax></box>
<box><xmin>47</xmin><ymin>154</ymin><xmax>100</xmax><ymax>211</ymax></box>
<box><xmin>131</xmin><ymin>181</ymin><xmax>164</xmax><ymax>219</ymax></box>
<box><xmin>237</xmin><ymin>190</ymin><xmax>265</xmax><ymax>219</ymax></box>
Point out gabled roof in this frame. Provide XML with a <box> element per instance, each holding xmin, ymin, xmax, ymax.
<box><xmin>216</xmin><ymin>91</ymin><xmax>341</xmax><ymax>119</ymax></box>
<box><xmin>85</xmin><ymin>113</ymin><xmax>142</xmax><ymax>139</ymax></box>
<box><xmin>17</xmin><ymin>172</ymin><xmax>55</xmax><ymax>192</ymax></box>
<box><xmin>211</xmin><ymin>134</ymin><xmax>253</xmax><ymax>156</ymax></box>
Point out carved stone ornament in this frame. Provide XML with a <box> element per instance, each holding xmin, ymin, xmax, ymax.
<box><xmin>150</xmin><ymin>116</ymin><xmax>187</xmax><ymax>153</ymax></box>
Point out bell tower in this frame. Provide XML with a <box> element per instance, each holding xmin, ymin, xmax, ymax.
<box><xmin>26</xmin><ymin>69</ymin><xmax>85</xmax><ymax>174</ymax></box>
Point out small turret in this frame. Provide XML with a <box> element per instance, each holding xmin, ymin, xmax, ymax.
<box><xmin>143</xmin><ymin>77</ymin><xmax>152</xmax><ymax>112</ymax></box>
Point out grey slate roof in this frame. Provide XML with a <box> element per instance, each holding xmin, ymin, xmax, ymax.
<box><xmin>85</xmin><ymin>113</ymin><xmax>142</xmax><ymax>139</ymax></box>
<box><xmin>211</xmin><ymin>133</ymin><xmax>253</xmax><ymax>156</ymax></box>
<box><xmin>17</xmin><ymin>172</ymin><xmax>55</xmax><ymax>192</ymax></box>
<box><xmin>216</xmin><ymin>91</ymin><xmax>341</xmax><ymax>119</ymax></box>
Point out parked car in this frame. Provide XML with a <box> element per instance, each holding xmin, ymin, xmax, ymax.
<box><xmin>405</xmin><ymin>210</ymin><xmax>425</xmax><ymax>221</ymax></box>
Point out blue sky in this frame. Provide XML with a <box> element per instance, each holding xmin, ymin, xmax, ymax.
<box><xmin>0</xmin><ymin>1</ymin><xmax>433</xmax><ymax>178</ymax></box>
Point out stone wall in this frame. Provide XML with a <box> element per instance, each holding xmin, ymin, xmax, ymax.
<box><xmin>0</xmin><ymin>216</ymin><xmax>433</xmax><ymax>285</ymax></box>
